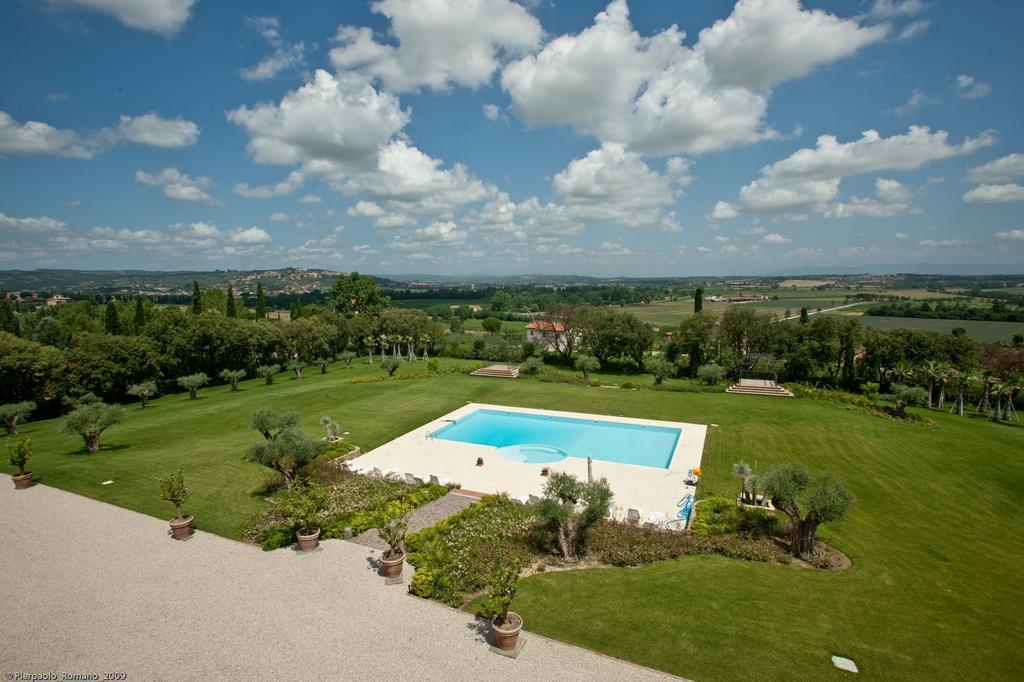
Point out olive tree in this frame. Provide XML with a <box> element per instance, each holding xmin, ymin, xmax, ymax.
<box><xmin>537</xmin><ymin>472</ymin><xmax>614</xmax><ymax>561</ymax></box>
<box><xmin>644</xmin><ymin>357</ymin><xmax>675</xmax><ymax>386</ymax></box>
<box><xmin>0</xmin><ymin>401</ymin><xmax>36</xmax><ymax>435</ymax></box>
<box><xmin>126</xmin><ymin>382</ymin><xmax>158</xmax><ymax>408</ymax></box>
<box><xmin>337</xmin><ymin>351</ymin><xmax>356</xmax><ymax>368</ymax></box>
<box><xmin>250</xmin><ymin>408</ymin><xmax>300</xmax><ymax>441</ymax></box>
<box><xmin>287</xmin><ymin>359</ymin><xmax>306</xmax><ymax>380</ymax></box>
<box><xmin>574</xmin><ymin>354</ymin><xmax>600</xmax><ymax>384</ymax></box>
<box><xmin>760</xmin><ymin>462</ymin><xmax>855</xmax><ymax>557</ymax></box>
<box><xmin>245</xmin><ymin>424</ymin><xmax>323</xmax><ymax>489</ymax></box>
<box><xmin>219</xmin><ymin>369</ymin><xmax>246</xmax><ymax>392</ymax></box>
<box><xmin>696</xmin><ymin>364</ymin><xmax>726</xmax><ymax>385</ymax></box>
<box><xmin>177</xmin><ymin>372</ymin><xmax>209</xmax><ymax>399</ymax></box>
<box><xmin>60</xmin><ymin>401</ymin><xmax>125</xmax><ymax>454</ymax></box>
<box><xmin>313</xmin><ymin>357</ymin><xmax>331</xmax><ymax>374</ymax></box>
<box><xmin>380</xmin><ymin>357</ymin><xmax>401</xmax><ymax>377</ymax></box>
<box><xmin>256</xmin><ymin>364</ymin><xmax>281</xmax><ymax>385</ymax></box>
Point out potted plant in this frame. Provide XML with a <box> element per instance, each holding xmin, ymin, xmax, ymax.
<box><xmin>485</xmin><ymin>561</ymin><xmax>524</xmax><ymax>651</ymax></box>
<box><xmin>8</xmin><ymin>437</ymin><xmax>33</xmax><ymax>489</ymax></box>
<box><xmin>159</xmin><ymin>469</ymin><xmax>193</xmax><ymax>540</ymax></box>
<box><xmin>280</xmin><ymin>485</ymin><xmax>326</xmax><ymax>551</ymax></box>
<box><xmin>378</xmin><ymin>516</ymin><xmax>408</xmax><ymax>581</ymax></box>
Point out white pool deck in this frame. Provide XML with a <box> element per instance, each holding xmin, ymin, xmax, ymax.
<box><xmin>347</xmin><ymin>403</ymin><xmax>707</xmax><ymax>524</ymax></box>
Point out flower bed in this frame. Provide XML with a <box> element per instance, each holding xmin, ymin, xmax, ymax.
<box><xmin>244</xmin><ymin>464</ymin><xmax>451</xmax><ymax>550</ymax></box>
<box><xmin>406</xmin><ymin>495</ymin><xmax>544</xmax><ymax>606</ymax></box>
<box><xmin>584</xmin><ymin>520</ymin><xmax>788</xmax><ymax>567</ymax></box>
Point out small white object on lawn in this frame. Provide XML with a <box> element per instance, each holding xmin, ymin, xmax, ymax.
<box><xmin>101</xmin><ymin>480</ymin><xmax>113</xmax><ymax>485</ymax></box>
<box><xmin>831</xmin><ymin>655</ymin><xmax>859</xmax><ymax>673</ymax></box>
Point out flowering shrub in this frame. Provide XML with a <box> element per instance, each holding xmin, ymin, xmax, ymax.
<box><xmin>406</xmin><ymin>496</ymin><xmax>543</xmax><ymax>606</ymax></box>
<box><xmin>585</xmin><ymin>520</ymin><xmax>788</xmax><ymax>567</ymax></box>
<box><xmin>244</xmin><ymin>468</ymin><xmax>450</xmax><ymax>550</ymax></box>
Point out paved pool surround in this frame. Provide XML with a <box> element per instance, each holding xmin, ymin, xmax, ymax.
<box><xmin>348</xmin><ymin>403</ymin><xmax>707</xmax><ymax>523</ymax></box>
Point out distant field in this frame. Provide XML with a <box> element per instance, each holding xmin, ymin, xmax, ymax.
<box><xmin>391</xmin><ymin>298</ymin><xmax>489</xmax><ymax>310</ymax></box>
<box><xmin>826</xmin><ymin>314</ymin><xmax>1024</xmax><ymax>342</ymax></box>
<box><xmin>461</xmin><ymin>318</ymin><xmax>528</xmax><ymax>335</ymax></box>
<box><xmin>618</xmin><ymin>299</ymin><xmax>728</xmax><ymax>327</ymax></box>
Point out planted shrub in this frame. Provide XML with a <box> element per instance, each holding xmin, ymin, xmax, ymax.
<box><xmin>245</xmin><ymin>423</ymin><xmax>323</xmax><ymax>489</ymax></box>
<box><xmin>337</xmin><ymin>351</ymin><xmax>357</xmax><ymax>367</ymax></box>
<box><xmin>696</xmin><ymin>364</ymin><xmax>726</xmax><ymax>385</ymax></box>
<box><xmin>279</xmin><ymin>484</ymin><xmax>329</xmax><ymax>534</ymax></box>
<box><xmin>313</xmin><ymin>357</ymin><xmax>331</xmax><ymax>374</ymax></box>
<box><xmin>60</xmin><ymin>401</ymin><xmax>125</xmax><ymax>453</ymax></box>
<box><xmin>159</xmin><ymin>469</ymin><xmax>191</xmax><ymax>520</ymax></box>
<box><xmin>644</xmin><ymin>357</ymin><xmax>675</xmax><ymax>385</ymax></box>
<box><xmin>219</xmin><ymin>369</ymin><xmax>246</xmax><ymax>391</ymax></box>
<box><xmin>320</xmin><ymin>415</ymin><xmax>341</xmax><ymax>441</ymax></box>
<box><xmin>760</xmin><ymin>462</ymin><xmax>855</xmax><ymax>558</ymax></box>
<box><xmin>584</xmin><ymin>520</ymin><xmax>787</xmax><ymax>567</ymax></box>
<box><xmin>177</xmin><ymin>372</ymin><xmax>209</xmax><ymax>399</ymax></box>
<box><xmin>256</xmin><ymin>364</ymin><xmax>281</xmax><ymax>385</ymax></box>
<box><xmin>8</xmin><ymin>437</ymin><xmax>31</xmax><ymax>474</ymax></box>
<box><xmin>520</xmin><ymin>356</ymin><xmax>543</xmax><ymax>375</ymax></box>
<box><xmin>0</xmin><ymin>400</ymin><xmax>36</xmax><ymax>435</ymax></box>
<box><xmin>250</xmin><ymin>407</ymin><xmax>300</xmax><ymax>440</ymax></box>
<box><xmin>126</xmin><ymin>382</ymin><xmax>157</xmax><ymax>408</ymax></box>
<box><xmin>481</xmin><ymin>560</ymin><xmax>522</xmax><ymax>627</ymax></box>
<box><xmin>379</xmin><ymin>515</ymin><xmax>408</xmax><ymax>558</ymax></box>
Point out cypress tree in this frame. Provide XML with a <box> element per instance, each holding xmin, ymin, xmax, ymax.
<box><xmin>290</xmin><ymin>295</ymin><xmax>304</xmax><ymax>320</ymax></box>
<box><xmin>799</xmin><ymin>307</ymin><xmax>809</xmax><ymax>324</ymax></box>
<box><xmin>133</xmin><ymin>295</ymin><xmax>146</xmax><ymax>332</ymax></box>
<box><xmin>255</xmin><ymin>283</ymin><xmax>266</xmax><ymax>319</ymax></box>
<box><xmin>226</xmin><ymin>286</ymin><xmax>237</xmax><ymax>318</ymax></box>
<box><xmin>693</xmin><ymin>287</ymin><xmax>704</xmax><ymax>313</ymax></box>
<box><xmin>191</xmin><ymin>281</ymin><xmax>202</xmax><ymax>316</ymax></box>
<box><xmin>104</xmin><ymin>300</ymin><xmax>121</xmax><ymax>335</ymax></box>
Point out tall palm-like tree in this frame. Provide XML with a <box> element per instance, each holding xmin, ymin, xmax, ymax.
<box><xmin>990</xmin><ymin>378</ymin><xmax>1006</xmax><ymax>423</ymax></box>
<box><xmin>922</xmin><ymin>360</ymin><xmax>940</xmax><ymax>409</ymax></box>
<box><xmin>936</xmin><ymin>362</ymin><xmax>952</xmax><ymax>409</ymax></box>
<box><xmin>894</xmin><ymin>360</ymin><xmax>915</xmax><ymax>386</ymax></box>
<box><xmin>975</xmin><ymin>370</ymin><xmax>995</xmax><ymax>415</ymax></box>
<box><xmin>947</xmin><ymin>368</ymin><xmax>966</xmax><ymax>416</ymax></box>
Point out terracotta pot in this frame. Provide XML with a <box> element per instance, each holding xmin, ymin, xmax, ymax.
<box><xmin>380</xmin><ymin>550</ymin><xmax>405</xmax><ymax>579</ymax></box>
<box><xmin>12</xmin><ymin>472</ymin><xmax>33</xmax><ymax>490</ymax></box>
<box><xmin>296</xmin><ymin>528</ymin><xmax>321</xmax><ymax>552</ymax></box>
<box><xmin>169</xmin><ymin>515</ymin><xmax>194</xmax><ymax>540</ymax></box>
<box><xmin>491</xmin><ymin>612</ymin><xmax>523</xmax><ymax>651</ymax></box>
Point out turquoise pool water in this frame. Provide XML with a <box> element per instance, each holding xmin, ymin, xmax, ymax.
<box><xmin>430</xmin><ymin>409</ymin><xmax>680</xmax><ymax>469</ymax></box>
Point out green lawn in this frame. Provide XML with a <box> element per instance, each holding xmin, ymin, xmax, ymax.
<box><xmin>4</xmin><ymin>361</ymin><xmax>1023</xmax><ymax>680</ymax></box>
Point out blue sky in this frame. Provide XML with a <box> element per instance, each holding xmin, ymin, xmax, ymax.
<box><xmin>1</xmin><ymin>0</ymin><xmax>1022</xmax><ymax>276</ymax></box>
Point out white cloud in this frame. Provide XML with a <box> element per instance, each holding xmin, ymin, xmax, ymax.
<box><xmin>963</xmin><ymin>184</ymin><xmax>1024</xmax><ymax>204</ymax></box>
<box><xmin>482</xmin><ymin>104</ymin><xmax>501</xmax><ymax>121</ymax></box>
<box><xmin>234</xmin><ymin>170</ymin><xmax>306</xmax><ymax>198</ymax></box>
<box><xmin>343</xmin><ymin>140</ymin><xmax>493</xmax><ymax>213</ymax></box>
<box><xmin>0</xmin><ymin>213</ymin><xmax>67</xmax><ymax>233</ymax></box>
<box><xmin>329</xmin><ymin>0</ymin><xmax>541</xmax><ymax>93</ymax></box>
<box><xmin>869</xmin><ymin>0</ymin><xmax>926</xmax><ymax>19</ymax></box>
<box><xmin>268</xmin><ymin>212</ymin><xmax>292</xmax><ymax>222</ymax></box>
<box><xmin>954</xmin><ymin>74</ymin><xmax>992</xmax><ymax>100</ymax></box>
<box><xmin>241</xmin><ymin>16</ymin><xmax>307</xmax><ymax>81</ymax></box>
<box><xmin>722</xmin><ymin>126</ymin><xmax>994</xmax><ymax>217</ymax></box>
<box><xmin>888</xmin><ymin>87</ymin><xmax>933</xmax><ymax>116</ymax></box>
<box><xmin>47</xmin><ymin>92</ymin><xmax>69</xmax><ymax>102</ymax></box>
<box><xmin>0</xmin><ymin>111</ymin><xmax>198</xmax><ymax>158</ymax></box>
<box><xmin>898</xmin><ymin>19</ymin><xmax>930</xmax><ymax>40</ymax></box>
<box><xmin>595</xmin><ymin>241</ymin><xmax>633</xmax><ymax>257</ymax></box>
<box><xmin>966</xmin><ymin>153</ymin><xmax>1024</xmax><ymax>184</ymax></box>
<box><xmin>347</xmin><ymin>201</ymin><xmax>385</xmax><ymax>218</ymax></box>
<box><xmin>995</xmin><ymin>229</ymin><xmax>1024</xmax><ymax>242</ymax></box>
<box><xmin>919</xmin><ymin>238</ymin><xmax>966</xmax><ymax>248</ymax></box>
<box><xmin>552</xmin><ymin>143</ymin><xmax>690</xmax><ymax>227</ymax></box>
<box><xmin>353</xmin><ymin>244</ymin><xmax>378</xmax><ymax>255</ymax></box>
<box><xmin>501</xmin><ymin>0</ymin><xmax>881</xmax><ymax>155</ymax></box>
<box><xmin>894</xmin><ymin>232</ymin><xmax>909</xmax><ymax>239</ymax></box>
<box><xmin>42</xmin><ymin>0</ymin><xmax>196</xmax><ymax>36</ymax></box>
<box><xmin>135</xmin><ymin>167</ymin><xmax>218</xmax><ymax>205</ymax></box>
<box><xmin>112</xmin><ymin>112</ymin><xmax>199</xmax><ymax>147</ymax></box>
<box><xmin>708</xmin><ymin>201</ymin><xmax>741</xmax><ymax>222</ymax></box>
<box><xmin>227</xmin><ymin>69</ymin><xmax>408</xmax><ymax>172</ymax></box>
<box><xmin>230</xmin><ymin>227</ymin><xmax>272</xmax><ymax>244</ymax></box>
<box><xmin>698</xmin><ymin>0</ymin><xmax>887</xmax><ymax>89</ymax></box>
<box><xmin>826</xmin><ymin>178</ymin><xmax>916</xmax><ymax>219</ymax></box>
<box><xmin>299</xmin><ymin>194</ymin><xmax>322</xmax><ymax>203</ymax></box>
<box><xmin>0</xmin><ymin>111</ymin><xmax>92</xmax><ymax>158</ymax></box>
<box><xmin>762</xmin><ymin>232</ymin><xmax>792</xmax><ymax>244</ymax></box>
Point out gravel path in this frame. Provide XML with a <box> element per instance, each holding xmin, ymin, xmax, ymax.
<box><xmin>352</xmin><ymin>491</ymin><xmax>479</xmax><ymax>550</ymax></box>
<box><xmin>0</xmin><ymin>478</ymin><xmax>680</xmax><ymax>681</ymax></box>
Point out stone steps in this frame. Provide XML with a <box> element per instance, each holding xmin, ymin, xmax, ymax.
<box><xmin>470</xmin><ymin>364</ymin><xmax>520</xmax><ymax>378</ymax></box>
<box><xmin>726</xmin><ymin>384</ymin><xmax>794</xmax><ymax>397</ymax></box>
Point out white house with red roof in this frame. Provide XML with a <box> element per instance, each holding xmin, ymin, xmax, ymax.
<box><xmin>526</xmin><ymin>320</ymin><xmax>567</xmax><ymax>352</ymax></box>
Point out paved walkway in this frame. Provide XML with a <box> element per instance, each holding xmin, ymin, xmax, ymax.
<box><xmin>0</xmin><ymin>479</ymin><xmax>678</xmax><ymax>681</ymax></box>
<box><xmin>353</xmin><ymin>491</ymin><xmax>479</xmax><ymax>550</ymax></box>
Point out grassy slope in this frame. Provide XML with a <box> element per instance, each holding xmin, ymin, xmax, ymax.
<box><xmin>4</xmin><ymin>362</ymin><xmax>1023</xmax><ymax>680</ymax></box>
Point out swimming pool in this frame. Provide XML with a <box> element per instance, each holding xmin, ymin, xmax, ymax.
<box><xmin>430</xmin><ymin>409</ymin><xmax>680</xmax><ymax>469</ymax></box>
